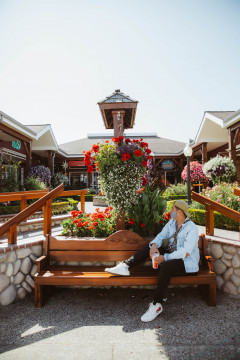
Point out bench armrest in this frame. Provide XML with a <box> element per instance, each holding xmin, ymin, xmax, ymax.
<box><xmin>205</xmin><ymin>255</ymin><xmax>214</xmax><ymax>271</ymax></box>
<box><xmin>36</xmin><ymin>255</ymin><xmax>49</xmax><ymax>272</ymax></box>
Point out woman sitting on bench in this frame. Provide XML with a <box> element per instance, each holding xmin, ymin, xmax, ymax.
<box><xmin>105</xmin><ymin>200</ymin><xmax>199</xmax><ymax>323</ymax></box>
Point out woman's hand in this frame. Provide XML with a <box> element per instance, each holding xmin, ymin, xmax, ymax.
<box><xmin>154</xmin><ymin>255</ymin><xmax>165</xmax><ymax>264</ymax></box>
<box><xmin>149</xmin><ymin>243</ymin><xmax>160</xmax><ymax>258</ymax></box>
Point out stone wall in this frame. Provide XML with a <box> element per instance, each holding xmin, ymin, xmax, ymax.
<box><xmin>0</xmin><ymin>244</ymin><xmax>42</xmax><ymax>306</ymax></box>
<box><xmin>208</xmin><ymin>240</ymin><xmax>240</xmax><ymax>296</ymax></box>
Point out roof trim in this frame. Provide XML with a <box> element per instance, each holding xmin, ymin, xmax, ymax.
<box><xmin>0</xmin><ymin>111</ymin><xmax>37</xmax><ymax>139</ymax></box>
<box><xmin>223</xmin><ymin>109</ymin><xmax>240</xmax><ymax>128</ymax></box>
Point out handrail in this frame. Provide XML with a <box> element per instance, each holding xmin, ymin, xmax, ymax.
<box><xmin>234</xmin><ymin>188</ymin><xmax>240</xmax><ymax>197</ymax></box>
<box><xmin>0</xmin><ymin>189</ymin><xmax>49</xmax><ymax>211</ymax></box>
<box><xmin>0</xmin><ymin>184</ymin><xmax>64</xmax><ymax>244</ymax></box>
<box><xmin>192</xmin><ymin>191</ymin><xmax>240</xmax><ymax>236</ymax></box>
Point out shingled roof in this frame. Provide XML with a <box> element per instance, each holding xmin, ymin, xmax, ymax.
<box><xmin>205</xmin><ymin>111</ymin><xmax>236</xmax><ymax>120</ymax></box>
<box><xmin>59</xmin><ymin>134</ymin><xmax>186</xmax><ymax>156</ymax></box>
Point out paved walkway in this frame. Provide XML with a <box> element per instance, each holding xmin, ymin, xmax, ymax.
<box><xmin>0</xmin><ymin>287</ymin><xmax>240</xmax><ymax>360</ymax></box>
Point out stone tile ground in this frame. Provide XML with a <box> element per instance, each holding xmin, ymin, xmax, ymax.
<box><xmin>0</xmin><ymin>287</ymin><xmax>240</xmax><ymax>360</ymax></box>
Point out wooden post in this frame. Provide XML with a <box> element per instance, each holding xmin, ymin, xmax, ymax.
<box><xmin>8</xmin><ymin>224</ymin><xmax>17</xmax><ymax>244</ymax></box>
<box><xmin>43</xmin><ymin>199</ymin><xmax>52</xmax><ymax>236</ymax></box>
<box><xmin>80</xmin><ymin>193</ymin><xmax>85</xmax><ymax>213</ymax></box>
<box><xmin>112</xmin><ymin>111</ymin><xmax>125</xmax><ymax>137</ymax></box>
<box><xmin>205</xmin><ymin>204</ymin><xmax>214</xmax><ymax>236</ymax></box>
<box><xmin>116</xmin><ymin>212</ymin><xmax>125</xmax><ymax>231</ymax></box>
<box><xmin>202</xmin><ymin>143</ymin><xmax>207</xmax><ymax>164</ymax></box>
<box><xmin>21</xmin><ymin>196</ymin><xmax>27</xmax><ymax>211</ymax></box>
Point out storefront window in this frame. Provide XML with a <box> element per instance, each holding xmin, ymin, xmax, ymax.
<box><xmin>69</xmin><ymin>172</ymin><xmax>88</xmax><ymax>188</ymax></box>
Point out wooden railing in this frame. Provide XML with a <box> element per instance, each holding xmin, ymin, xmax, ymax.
<box><xmin>0</xmin><ymin>185</ymin><xmax>87</xmax><ymax>245</ymax></box>
<box><xmin>192</xmin><ymin>191</ymin><xmax>240</xmax><ymax>236</ymax></box>
<box><xmin>0</xmin><ymin>189</ymin><xmax>49</xmax><ymax>211</ymax></box>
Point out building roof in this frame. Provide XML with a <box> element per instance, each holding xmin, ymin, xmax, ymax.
<box><xmin>26</xmin><ymin>124</ymin><xmax>49</xmax><ymax>134</ymax></box>
<box><xmin>59</xmin><ymin>134</ymin><xmax>186</xmax><ymax>156</ymax></box>
<box><xmin>205</xmin><ymin>111</ymin><xmax>235</xmax><ymax>120</ymax></box>
<box><xmin>98</xmin><ymin>89</ymin><xmax>138</xmax><ymax>104</ymax></box>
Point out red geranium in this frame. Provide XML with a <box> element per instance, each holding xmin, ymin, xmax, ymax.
<box><xmin>92</xmin><ymin>144</ymin><xmax>100</xmax><ymax>153</ymax></box>
<box><xmin>142</xmin><ymin>177</ymin><xmax>147</xmax><ymax>186</ymax></box>
<box><xmin>128</xmin><ymin>218</ymin><xmax>134</xmax><ymax>225</ymax></box>
<box><xmin>142</xmin><ymin>161</ymin><xmax>147</xmax><ymax>167</ymax></box>
<box><xmin>140</xmin><ymin>223</ymin><xmax>145</xmax><ymax>228</ymax></box>
<box><xmin>146</xmin><ymin>148</ymin><xmax>151</xmax><ymax>155</ymax></box>
<box><xmin>92</xmin><ymin>222</ymin><xmax>98</xmax><ymax>226</ymax></box>
<box><xmin>119</xmin><ymin>136</ymin><xmax>124</xmax><ymax>141</ymax></box>
<box><xmin>87</xmin><ymin>165</ymin><xmax>94</xmax><ymax>173</ymax></box>
<box><xmin>134</xmin><ymin>149</ymin><xmax>142</xmax><ymax>156</ymax></box>
<box><xmin>122</xmin><ymin>153</ymin><xmax>131</xmax><ymax>161</ymax></box>
<box><xmin>125</xmin><ymin>138</ymin><xmax>131</xmax><ymax>144</ymax></box>
<box><xmin>112</xmin><ymin>137</ymin><xmax>120</xmax><ymax>143</ymax></box>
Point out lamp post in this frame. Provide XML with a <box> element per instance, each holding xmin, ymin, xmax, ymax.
<box><xmin>184</xmin><ymin>143</ymin><xmax>193</xmax><ymax>205</ymax></box>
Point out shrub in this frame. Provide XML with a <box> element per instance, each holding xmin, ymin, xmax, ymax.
<box><xmin>61</xmin><ymin>207</ymin><xmax>116</xmax><ymax>237</ymax></box>
<box><xmin>0</xmin><ymin>205</ymin><xmax>21</xmax><ymax>215</ymax></box>
<box><xmin>52</xmin><ymin>202</ymin><xmax>69</xmax><ymax>215</ymax></box>
<box><xmin>87</xmin><ymin>188</ymin><xmax>98</xmax><ymax>195</ymax></box>
<box><xmin>162</xmin><ymin>183</ymin><xmax>187</xmax><ymax>197</ymax></box>
<box><xmin>51</xmin><ymin>172</ymin><xmax>68</xmax><ymax>188</ymax></box>
<box><xmin>181</xmin><ymin>161</ymin><xmax>208</xmax><ymax>184</ymax></box>
<box><xmin>126</xmin><ymin>186</ymin><xmax>167</xmax><ymax>236</ymax></box>
<box><xmin>200</xmin><ymin>182</ymin><xmax>240</xmax><ymax>211</ymax></box>
<box><xmin>1</xmin><ymin>163</ymin><xmax>21</xmax><ymax>192</ymax></box>
<box><xmin>24</xmin><ymin>176</ymin><xmax>46</xmax><ymax>191</ymax></box>
<box><xmin>189</xmin><ymin>208</ymin><xmax>239</xmax><ymax>231</ymax></box>
<box><xmin>28</xmin><ymin>165</ymin><xmax>51</xmax><ymax>186</ymax></box>
<box><xmin>203</xmin><ymin>155</ymin><xmax>236</xmax><ymax>184</ymax></box>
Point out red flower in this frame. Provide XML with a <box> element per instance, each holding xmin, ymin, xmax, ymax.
<box><xmin>87</xmin><ymin>165</ymin><xmax>94</xmax><ymax>173</ymax></box>
<box><xmin>125</xmin><ymin>138</ymin><xmax>131</xmax><ymax>144</ymax></box>
<box><xmin>112</xmin><ymin>137</ymin><xmax>120</xmax><ymax>143</ymax></box>
<box><xmin>142</xmin><ymin>161</ymin><xmax>147</xmax><ymax>167</ymax></box>
<box><xmin>77</xmin><ymin>222</ymin><xmax>83</xmax><ymax>227</ymax></box>
<box><xmin>82</xmin><ymin>221</ymin><xmax>89</xmax><ymax>226</ymax></box>
<box><xmin>119</xmin><ymin>136</ymin><xmax>124</xmax><ymax>140</ymax></box>
<box><xmin>122</xmin><ymin>153</ymin><xmax>131</xmax><ymax>161</ymax></box>
<box><xmin>133</xmin><ymin>139</ymin><xmax>139</xmax><ymax>143</ymax></box>
<box><xmin>146</xmin><ymin>148</ymin><xmax>151</xmax><ymax>155</ymax></box>
<box><xmin>128</xmin><ymin>218</ymin><xmax>134</xmax><ymax>225</ymax></box>
<box><xmin>92</xmin><ymin>144</ymin><xmax>100</xmax><ymax>153</ymax></box>
<box><xmin>88</xmin><ymin>226</ymin><xmax>94</xmax><ymax>230</ymax></box>
<box><xmin>84</xmin><ymin>156</ymin><xmax>91</xmax><ymax>166</ymax></box>
<box><xmin>134</xmin><ymin>149</ymin><xmax>143</xmax><ymax>157</ymax></box>
<box><xmin>105</xmin><ymin>140</ymin><xmax>109</xmax><ymax>143</ymax></box>
<box><xmin>142</xmin><ymin>177</ymin><xmax>147</xmax><ymax>186</ymax></box>
<box><xmin>140</xmin><ymin>223</ymin><xmax>145</xmax><ymax>228</ymax></box>
<box><xmin>92</xmin><ymin>222</ymin><xmax>98</xmax><ymax>226</ymax></box>
<box><xmin>159</xmin><ymin>220</ymin><xmax>163</xmax><ymax>224</ymax></box>
<box><xmin>147</xmin><ymin>155</ymin><xmax>152</xmax><ymax>160</ymax></box>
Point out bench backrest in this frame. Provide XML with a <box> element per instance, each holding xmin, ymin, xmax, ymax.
<box><xmin>45</xmin><ymin>230</ymin><xmax>207</xmax><ymax>263</ymax></box>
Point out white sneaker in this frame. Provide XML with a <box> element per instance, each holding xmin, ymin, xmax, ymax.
<box><xmin>141</xmin><ymin>302</ymin><xmax>163</xmax><ymax>322</ymax></box>
<box><xmin>105</xmin><ymin>262</ymin><xmax>130</xmax><ymax>276</ymax></box>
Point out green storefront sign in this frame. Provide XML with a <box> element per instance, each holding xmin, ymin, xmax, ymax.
<box><xmin>12</xmin><ymin>140</ymin><xmax>21</xmax><ymax>150</ymax></box>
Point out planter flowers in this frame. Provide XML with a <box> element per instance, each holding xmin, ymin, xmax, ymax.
<box><xmin>84</xmin><ymin>136</ymin><xmax>152</xmax><ymax>213</ymax></box>
<box><xmin>203</xmin><ymin>155</ymin><xmax>236</xmax><ymax>184</ymax></box>
<box><xmin>181</xmin><ymin>161</ymin><xmax>208</xmax><ymax>184</ymax></box>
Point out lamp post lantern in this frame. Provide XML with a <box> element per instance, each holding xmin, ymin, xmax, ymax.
<box><xmin>183</xmin><ymin>143</ymin><xmax>193</xmax><ymax>205</ymax></box>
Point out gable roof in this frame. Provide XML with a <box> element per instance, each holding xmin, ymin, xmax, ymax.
<box><xmin>98</xmin><ymin>89</ymin><xmax>138</xmax><ymax>104</ymax></box>
<box><xmin>205</xmin><ymin>111</ymin><xmax>235</xmax><ymax>120</ymax></box>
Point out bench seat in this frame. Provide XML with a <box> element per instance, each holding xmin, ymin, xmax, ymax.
<box><xmin>34</xmin><ymin>230</ymin><xmax>216</xmax><ymax>308</ymax></box>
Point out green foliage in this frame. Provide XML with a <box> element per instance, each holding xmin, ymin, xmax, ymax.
<box><xmin>163</xmin><ymin>194</ymin><xmax>188</xmax><ymax>201</ymax></box>
<box><xmin>52</xmin><ymin>202</ymin><xmax>69</xmax><ymax>215</ymax></box>
<box><xmin>162</xmin><ymin>183</ymin><xmax>187</xmax><ymax>197</ymax></box>
<box><xmin>24</xmin><ymin>176</ymin><xmax>46</xmax><ymax>191</ymax></box>
<box><xmin>189</xmin><ymin>208</ymin><xmax>239</xmax><ymax>231</ymax></box>
<box><xmin>0</xmin><ymin>205</ymin><xmax>21</xmax><ymax>215</ymax></box>
<box><xmin>1</xmin><ymin>163</ymin><xmax>21</xmax><ymax>192</ymax></box>
<box><xmin>67</xmin><ymin>198</ymin><xmax>78</xmax><ymax>210</ymax></box>
<box><xmin>61</xmin><ymin>207</ymin><xmax>116</xmax><ymax>237</ymax></box>
<box><xmin>201</xmin><ymin>182</ymin><xmax>240</xmax><ymax>211</ymax></box>
<box><xmin>127</xmin><ymin>186</ymin><xmax>167</xmax><ymax>236</ymax></box>
<box><xmin>85</xmin><ymin>194</ymin><xmax>94</xmax><ymax>202</ymax></box>
<box><xmin>87</xmin><ymin>188</ymin><xmax>98</xmax><ymax>195</ymax></box>
<box><xmin>51</xmin><ymin>172</ymin><xmax>68</xmax><ymax>188</ymax></box>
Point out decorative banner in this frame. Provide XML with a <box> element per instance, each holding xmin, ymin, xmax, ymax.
<box><xmin>69</xmin><ymin>160</ymin><xmax>85</xmax><ymax>167</ymax></box>
<box><xmin>12</xmin><ymin>140</ymin><xmax>21</xmax><ymax>150</ymax></box>
<box><xmin>161</xmin><ymin>159</ymin><xmax>175</xmax><ymax>170</ymax></box>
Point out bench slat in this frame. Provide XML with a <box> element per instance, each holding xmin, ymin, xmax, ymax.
<box><xmin>49</xmin><ymin>250</ymin><xmax>140</xmax><ymax>261</ymax></box>
<box><xmin>35</xmin><ymin>266</ymin><xmax>216</xmax><ymax>286</ymax></box>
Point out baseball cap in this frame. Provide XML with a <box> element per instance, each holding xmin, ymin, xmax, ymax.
<box><xmin>173</xmin><ymin>200</ymin><xmax>191</xmax><ymax>218</ymax></box>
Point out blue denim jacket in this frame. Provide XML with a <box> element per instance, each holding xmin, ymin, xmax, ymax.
<box><xmin>149</xmin><ymin>218</ymin><xmax>199</xmax><ymax>273</ymax></box>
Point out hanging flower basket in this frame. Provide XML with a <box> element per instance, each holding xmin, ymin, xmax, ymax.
<box><xmin>84</xmin><ymin>137</ymin><xmax>152</xmax><ymax>213</ymax></box>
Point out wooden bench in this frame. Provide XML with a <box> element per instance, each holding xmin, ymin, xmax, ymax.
<box><xmin>34</xmin><ymin>230</ymin><xmax>216</xmax><ymax>308</ymax></box>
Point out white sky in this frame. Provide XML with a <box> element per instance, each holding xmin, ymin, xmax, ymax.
<box><xmin>0</xmin><ymin>0</ymin><xmax>239</xmax><ymax>146</ymax></box>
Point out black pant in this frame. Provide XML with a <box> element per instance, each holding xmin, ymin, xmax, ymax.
<box><xmin>123</xmin><ymin>244</ymin><xmax>198</xmax><ymax>303</ymax></box>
